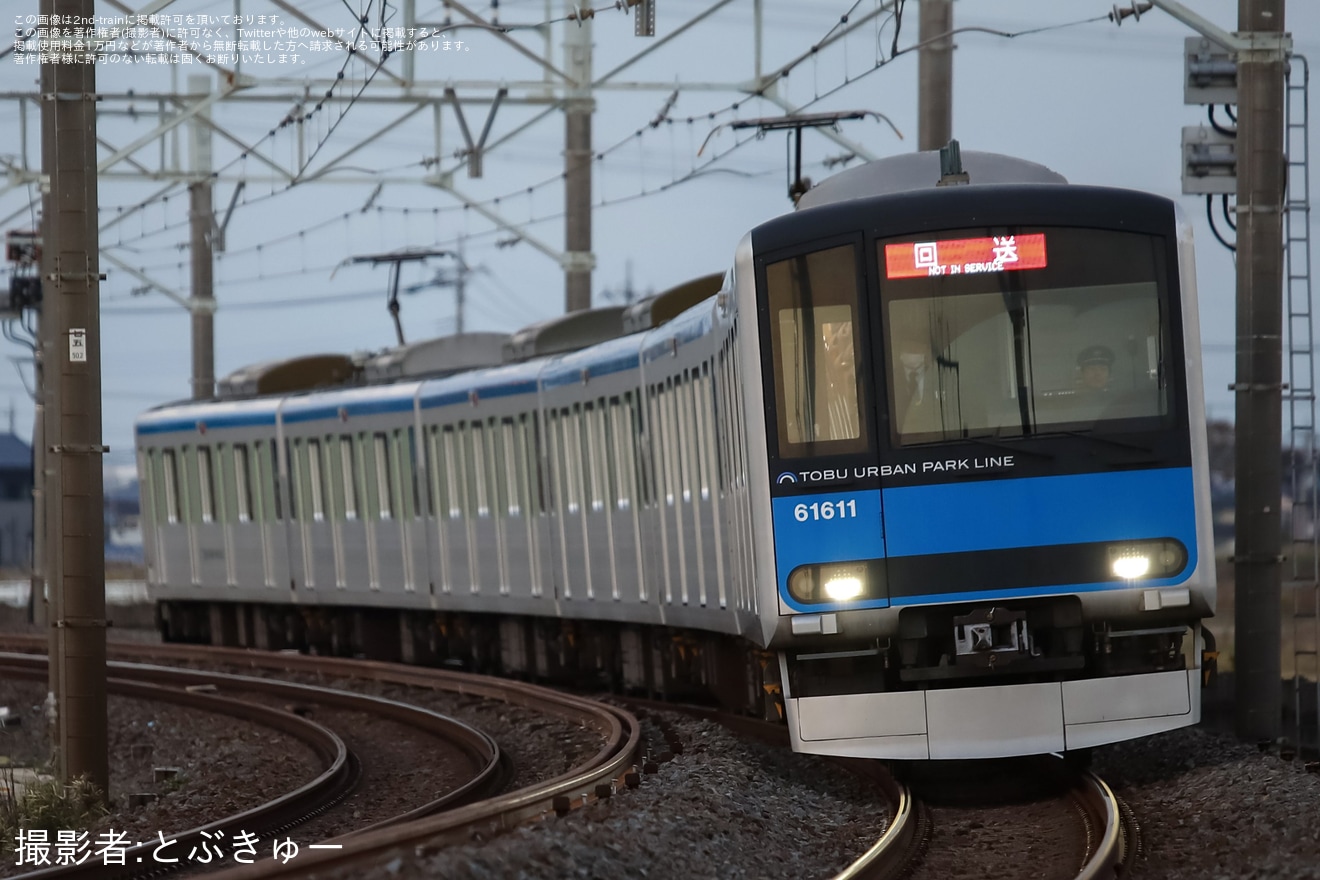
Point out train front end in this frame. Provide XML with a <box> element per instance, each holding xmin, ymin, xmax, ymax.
<box><xmin>739</xmin><ymin>180</ymin><xmax>1215</xmax><ymax>759</ymax></box>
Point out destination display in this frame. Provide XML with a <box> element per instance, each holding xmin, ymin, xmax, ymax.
<box><xmin>884</xmin><ymin>233</ymin><xmax>1048</xmax><ymax>279</ymax></box>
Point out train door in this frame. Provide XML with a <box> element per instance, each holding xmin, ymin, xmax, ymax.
<box><xmin>758</xmin><ymin>236</ymin><xmax>889</xmax><ymax>614</ymax></box>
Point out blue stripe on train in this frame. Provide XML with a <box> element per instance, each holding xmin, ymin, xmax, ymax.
<box><xmin>772</xmin><ymin>467</ymin><xmax>1198</xmax><ymax>612</ymax></box>
<box><xmin>882</xmin><ymin>467</ymin><xmax>1196</xmax><ymax>556</ymax></box>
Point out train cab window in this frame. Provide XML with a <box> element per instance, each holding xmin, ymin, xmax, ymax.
<box><xmin>764</xmin><ymin>243</ymin><xmax>868</xmax><ymax>458</ymax></box>
<box><xmin>878</xmin><ymin>227</ymin><xmax>1173</xmax><ymax>446</ymax></box>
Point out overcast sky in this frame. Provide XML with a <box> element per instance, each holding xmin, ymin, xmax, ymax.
<box><xmin>1</xmin><ymin>0</ymin><xmax>1317</xmax><ymax>472</ymax></box>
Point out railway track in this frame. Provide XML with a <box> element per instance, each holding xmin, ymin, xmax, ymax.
<box><xmin>898</xmin><ymin>754</ymin><xmax>1137</xmax><ymax>880</ymax></box>
<box><xmin>616</xmin><ymin>697</ymin><xmax>924</xmax><ymax>880</ymax></box>
<box><xmin>1</xmin><ymin>652</ymin><xmax>509</xmax><ymax>880</ymax></box>
<box><xmin>0</xmin><ymin>637</ymin><xmax>641</xmax><ymax>880</ymax></box>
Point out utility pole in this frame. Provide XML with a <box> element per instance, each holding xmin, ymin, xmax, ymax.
<box><xmin>563</xmin><ymin>7</ymin><xmax>594</xmax><ymax>313</ymax></box>
<box><xmin>917</xmin><ymin>0</ymin><xmax>953</xmax><ymax>151</ymax></box>
<box><xmin>455</xmin><ymin>239</ymin><xmax>466</xmax><ymax>335</ymax></box>
<box><xmin>189</xmin><ymin>75</ymin><xmax>216</xmax><ymax>401</ymax></box>
<box><xmin>1233</xmin><ymin>0</ymin><xmax>1287</xmax><ymax>745</ymax></box>
<box><xmin>40</xmin><ymin>0</ymin><xmax>109</xmax><ymax>795</ymax></box>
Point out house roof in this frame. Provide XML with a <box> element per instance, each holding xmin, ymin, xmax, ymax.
<box><xmin>0</xmin><ymin>433</ymin><xmax>32</xmax><ymax>471</ymax></box>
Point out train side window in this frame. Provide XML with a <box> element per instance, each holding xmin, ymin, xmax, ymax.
<box><xmin>597</xmin><ymin>403</ymin><xmax>615</xmax><ymax>510</ymax></box>
<box><xmin>324</xmin><ymin>437</ymin><xmax>343</xmax><ymax>521</ymax></box>
<box><xmin>338</xmin><ymin>435</ymin><xmax>357</xmax><ymax>520</ymax></box>
<box><xmin>216</xmin><ymin>444</ymin><xmax>233</xmax><ymax>523</ymax></box>
<box><xmin>545</xmin><ymin>411</ymin><xmax>561</xmax><ymax>515</ymax></box>
<box><xmin>715</xmin><ymin>350</ymin><xmax>732</xmax><ymax>492</ymax></box>
<box><xmin>682</xmin><ymin>372</ymin><xmax>701</xmax><ymax>503</ymax></box>
<box><xmin>307</xmin><ymin>439</ymin><xmax>326</xmax><ymax>522</ymax></box>
<box><xmin>664</xmin><ymin>381</ymin><xmax>681</xmax><ymax>506</ymax></box>
<box><xmin>648</xmin><ymin>385</ymin><xmax>667</xmax><ymax>506</ymax></box>
<box><xmin>441</xmin><ymin>427</ymin><xmax>461</xmax><ymax>519</ymax></box>
<box><xmin>609</xmin><ymin>401</ymin><xmax>626</xmax><ymax>511</ymax></box>
<box><xmin>524</xmin><ymin>415</ymin><xmax>544</xmax><ymax>516</ymax></box>
<box><xmin>373</xmin><ymin>433</ymin><xmax>393</xmax><ymax>520</ymax></box>
<box><xmin>250</xmin><ymin>442</ymin><xmax>266</xmax><ymax>523</ymax></box>
<box><xmin>583</xmin><ymin>402</ymin><xmax>603</xmax><ymax>513</ymax></box>
<box><xmin>502</xmin><ymin>420</ymin><xmax>520</xmax><ymax>517</ymax></box>
<box><xmin>481</xmin><ymin>418</ymin><xmax>501</xmax><ymax>518</ymax></box>
<box><xmin>288</xmin><ymin>440</ymin><xmax>306</xmax><ymax>522</ymax></box>
<box><xmin>465</xmin><ymin>423</ymin><xmax>481</xmax><ymax>519</ymax></box>
<box><xmin>233</xmin><ymin>445</ymin><xmax>252</xmax><ymax>523</ymax></box>
<box><xmin>137</xmin><ymin>451</ymin><xmax>155</xmax><ymax>527</ymax></box>
<box><xmin>610</xmin><ymin>397</ymin><xmax>633</xmax><ymax>511</ymax></box>
<box><xmin>264</xmin><ymin>441</ymin><xmax>283</xmax><ymax>520</ymax></box>
<box><xmin>180</xmin><ymin>446</ymin><xmax>200</xmax><ymax>524</ymax></box>
<box><xmin>697</xmin><ymin>364</ymin><xmax>715</xmax><ymax>501</ymax></box>
<box><xmin>562</xmin><ymin>408</ymin><xmax>581</xmax><ymax>515</ymax></box>
<box><xmin>764</xmin><ymin>243</ymin><xmax>868</xmax><ymax>458</ymax></box>
<box><xmin>161</xmin><ymin>449</ymin><xmax>180</xmax><ymax>524</ymax></box>
<box><xmin>471</xmin><ymin>422</ymin><xmax>490</xmax><ymax>518</ymax></box>
<box><xmin>393</xmin><ymin>428</ymin><xmax>415</xmax><ymax>521</ymax></box>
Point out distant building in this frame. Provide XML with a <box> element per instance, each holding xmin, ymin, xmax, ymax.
<box><xmin>0</xmin><ymin>432</ymin><xmax>32</xmax><ymax>568</ymax></box>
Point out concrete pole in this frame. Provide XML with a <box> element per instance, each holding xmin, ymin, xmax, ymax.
<box><xmin>189</xmin><ymin>75</ymin><xmax>215</xmax><ymax>400</ymax></box>
<box><xmin>917</xmin><ymin>0</ymin><xmax>953</xmax><ymax>151</ymax></box>
<box><xmin>456</xmin><ymin>240</ymin><xmax>466</xmax><ymax>335</ymax></box>
<box><xmin>563</xmin><ymin>9</ymin><xmax>594</xmax><ymax>313</ymax></box>
<box><xmin>41</xmin><ymin>0</ymin><xmax>109</xmax><ymax>795</ymax></box>
<box><xmin>29</xmin><ymin>345</ymin><xmax>44</xmax><ymax>629</ymax></box>
<box><xmin>1233</xmin><ymin>0</ymin><xmax>1287</xmax><ymax>745</ymax></box>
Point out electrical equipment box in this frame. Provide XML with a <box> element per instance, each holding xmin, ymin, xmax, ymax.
<box><xmin>1182</xmin><ymin>125</ymin><xmax>1236</xmax><ymax>195</ymax></box>
<box><xmin>1185</xmin><ymin>36</ymin><xmax>1237</xmax><ymax>106</ymax></box>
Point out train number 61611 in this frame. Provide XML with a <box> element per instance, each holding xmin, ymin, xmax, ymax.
<box><xmin>793</xmin><ymin>500</ymin><xmax>858</xmax><ymax>522</ymax></box>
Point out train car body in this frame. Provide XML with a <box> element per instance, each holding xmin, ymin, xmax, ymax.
<box><xmin>136</xmin><ymin>150</ymin><xmax>1214</xmax><ymax>760</ymax></box>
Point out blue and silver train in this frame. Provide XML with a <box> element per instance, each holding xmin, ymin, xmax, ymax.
<box><xmin>135</xmin><ymin>150</ymin><xmax>1215</xmax><ymax>760</ymax></box>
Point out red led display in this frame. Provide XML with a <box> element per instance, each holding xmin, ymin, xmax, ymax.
<box><xmin>884</xmin><ymin>233</ymin><xmax>1048</xmax><ymax>279</ymax></box>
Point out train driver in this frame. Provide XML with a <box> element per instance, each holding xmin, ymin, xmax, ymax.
<box><xmin>1076</xmin><ymin>344</ymin><xmax>1115</xmax><ymax>393</ymax></box>
<box><xmin>894</xmin><ymin>337</ymin><xmax>944</xmax><ymax>436</ymax></box>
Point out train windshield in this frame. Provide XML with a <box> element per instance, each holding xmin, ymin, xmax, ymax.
<box><xmin>878</xmin><ymin>227</ymin><xmax>1172</xmax><ymax>446</ymax></box>
<box><xmin>764</xmin><ymin>243</ymin><xmax>869</xmax><ymax>458</ymax></box>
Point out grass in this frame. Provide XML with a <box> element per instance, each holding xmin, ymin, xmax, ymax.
<box><xmin>0</xmin><ymin>764</ymin><xmax>107</xmax><ymax>855</ymax></box>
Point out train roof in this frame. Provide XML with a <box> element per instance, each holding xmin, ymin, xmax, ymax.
<box><xmin>540</xmin><ymin>331</ymin><xmax>646</xmax><ymax>390</ymax></box>
<box><xmin>755</xmin><ymin>180</ymin><xmax>1177</xmax><ymax>256</ymax></box>
<box><xmin>502</xmin><ymin>305</ymin><xmax>627</xmax><ymax>363</ymax></box>
<box><xmin>360</xmin><ymin>332</ymin><xmax>508</xmax><ymax>382</ymax></box>
<box><xmin>621</xmin><ymin>272</ymin><xmax>724</xmax><ymax>334</ymax></box>
<box><xmin>216</xmin><ymin>354</ymin><xmax>356</xmax><ymax>399</ymax></box>
<box><xmin>795</xmin><ymin>149</ymin><xmax>1067</xmax><ymax>210</ymax></box>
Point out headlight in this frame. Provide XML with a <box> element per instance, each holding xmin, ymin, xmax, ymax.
<box><xmin>1108</xmin><ymin>539</ymin><xmax>1187</xmax><ymax>580</ymax></box>
<box><xmin>1112</xmin><ymin>554</ymin><xmax>1151</xmax><ymax>579</ymax></box>
<box><xmin>788</xmin><ymin>560</ymin><xmax>883</xmax><ymax>604</ymax></box>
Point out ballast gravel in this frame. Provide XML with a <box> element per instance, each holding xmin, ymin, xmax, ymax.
<box><xmin>3</xmin><ymin>626</ymin><xmax>1320</xmax><ymax>879</ymax></box>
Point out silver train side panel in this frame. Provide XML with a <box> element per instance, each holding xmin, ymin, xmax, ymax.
<box><xmin>731</xmin><ymin>233</ymin><xmax>779</xmax><ymax>647</ymax></box>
